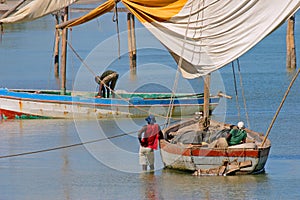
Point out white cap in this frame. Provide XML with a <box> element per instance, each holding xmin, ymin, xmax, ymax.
<box><xmin>237</xmin><ymin>121</ymin><xmax>244</xmax><ymax>129</ymax></box>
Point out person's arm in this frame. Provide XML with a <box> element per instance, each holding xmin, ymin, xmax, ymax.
<box><xmin>157</xmin><ymin>125</ymin><xmax>164</xmax><ymax>140</ymax></box>
<box><xmin>138</xmin><ymin>126</ymin><xmax>147</xmax><ymax>144</ymax></box>
<box><xmin>96</xmin><ymin>83</ymin><xmax>103</xmax><ymax>98</ymax></box>
<box><xmin>241</xmin><ymin>130</ymin><xmax>247</xmax><ymax>143</ymax></box>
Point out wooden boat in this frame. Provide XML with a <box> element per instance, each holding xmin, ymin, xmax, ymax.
<box><xmin>160</xmin><ymin>118</ymin><xmax>271</xmax><ymax>175</ymax></box>
<box><xmin>0</xmin><ymin>1</ymin><xmax>220</xmax><ymax>120</ymax></box>
<box><xmin>0</xmin><ymin>0</ymin><xmax>299</xmax><ymax>175</ymax></box>
<box><xmin>0</xmin><ymin>88</ymin><xmax>219</xmax><ymax>119</ymax></box>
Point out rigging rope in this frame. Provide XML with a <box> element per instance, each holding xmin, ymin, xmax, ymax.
<box><xmin>237</xmin><ymin>59</ymin><xmax>250</xmax><ymax>129</ymax></box>
<box><xmin>262</xmin><ymin>68</ymin><xmax>300</xmax><ymax>146</ymax></box>
<box><xmin>164</xmin><ymin>2</ymin><xmax>194</xmax><ymax>128</ymax></box>
<box><xmin>231</xmin><ymin>62</ymin><xmax>241</xmax><ymax>121</ymax></box>
<box><xmin>66</xmin><ymin>40</ymin><xmax>186</xmax><ymax>121</ymax></box>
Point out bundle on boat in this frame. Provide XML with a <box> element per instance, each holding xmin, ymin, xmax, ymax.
<box><xmin>159</xmin><ymin>119</ymin><xmax>271</xmax><ymax>176</ymax></box>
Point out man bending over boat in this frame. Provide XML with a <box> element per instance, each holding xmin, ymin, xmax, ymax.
<box><xmin>95</xmin><ymin>70</ymin><xmax>119</xmax><ymax>98</ymax></box>
<box><xmin>138</xmin><ymin>115</ymin><xmax>163</xmax><ymax>171</ymax></box>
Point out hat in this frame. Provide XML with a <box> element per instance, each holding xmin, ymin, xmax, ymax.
<box><xmin>237</xmin><ymin>121</ymin><xmax>244</xmax><ymax>129</ymax></box>
<box><xmin>145</xmin><ymin>115</ymin><xmax>156</xmax><ymax>124</ymax></box>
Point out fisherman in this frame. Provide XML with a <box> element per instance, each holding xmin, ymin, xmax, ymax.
<box><xmin>227</xmin><ymin>121</ymin><xmax>247</xmax><ymax>146</ymax></box>
<box><xmin>95</xmin><ymin>70</ymin><xmax>119</xmax><ymax>98</ymax></box>
<box><xmin>138</xmin><ymin>115</ymin><xmax>163</xmax><ymax>171</ymax></box>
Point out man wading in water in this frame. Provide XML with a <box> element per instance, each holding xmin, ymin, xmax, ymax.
<box><xmin>138</xmin><ymin>115</ymin><xmax>163</xmax><ymax>171</ymax></box>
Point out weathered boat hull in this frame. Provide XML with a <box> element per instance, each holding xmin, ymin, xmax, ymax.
<box><xmin>160</xmin><ymin>120</ymin><xmax>271</xmax><ymax>175</ymax></box>
<box><xmin>0</xmin><ymin>88</ymin><xmax>219</xmax><ymax>119</ymax></box>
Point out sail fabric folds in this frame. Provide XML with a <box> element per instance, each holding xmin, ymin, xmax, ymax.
<box><xmin>66</xmin><ymin>0</ymin><xmax>300</xmax><ymax>78</ymax></box>
<box><xmin>0</xmin><ymin>0</ymin><xmax>78</xmax><ymax>24</ymax></box>
<box><xmin>122</xmin><ymin>0</ymin><xmax>300</xmax><ymax>78</ymax></box>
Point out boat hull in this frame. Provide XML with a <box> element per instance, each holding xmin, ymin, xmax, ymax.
<box><xmin>160</xmin><ymin>140</ymin><xmax>270</xmax><ymax>174</ymax></box>
<box><xmin>0</xmin><ymin>88</ymin><xmax>219</xmax><ymax>119</ymax></box>
<box><xmin>160</xmin><ymin>120</ymin><xmax>271</xmax><ymax>175</ymax></box>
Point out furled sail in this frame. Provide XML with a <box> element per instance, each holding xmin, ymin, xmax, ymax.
<box><xmin>0</xmin><ymin>0</ymin><xmax>78</xmax><ymax>24</ymax></box>
<box><xmin>64</xmin><ymin>1</ymin><xmax>300</xmax><ymax>78</ymax></box>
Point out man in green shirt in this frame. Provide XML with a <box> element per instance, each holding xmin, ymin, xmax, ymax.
<box><xmin>227</xmin><ymin>121</ymin><xmax>247</xmax><ymax>146</ymax></box>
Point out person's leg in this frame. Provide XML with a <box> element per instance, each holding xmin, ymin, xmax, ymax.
<box><xmin>109</xmin><ymin>74</ymin><xmax>118</xmax><ymax>98</ymax></box>
<box><xmin>147</xmin><ymin>150</ymin><xmax>155</xmax><ymax>171</ymax></box>
<box><xmin>139</xmin><ymin>147</ymin><xmax>148</xmax><ymax>171</ymax></box>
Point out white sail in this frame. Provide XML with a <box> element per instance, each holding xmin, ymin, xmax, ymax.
<box><xmin>0</xmin><ymin>0</ymin><xmax>78</xmax><ymax>24</ymax></box>
<box><xmin>66</xmin><ymin>0</ymin><xmax>300</xmax><ymax>78</ymax></box>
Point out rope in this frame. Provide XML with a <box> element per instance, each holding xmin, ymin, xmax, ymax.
<box><xmin>262</xmin><ymin>67</ymin><xmax>300</xmax><ymax>146</ymax></box>
<box><xmin>164</xmin><ymin>2</ymin><xmax>194</xmax><ymax>128</ymax></box>
<box><xmin>231</xmin><ymin>62</ymin><xmax>241</xmax><ymax>121</ymax></box>
<box><xmin>0</xmin><ymin>120</ymin><xmax>179</xmax><ymax>159</ymax></box>
<box><xmin>66</xmin><ymin>40</ymin><xmax>185</xmax><ymax>121</ymax></box>
<box><xmin>0</xmin><ymin>131</ymin><xmax>134</xmax><ymax>159</ymax></box>
<box><xmin>113</xmin><ymin>0</ymin><xmax>120</xmax><ymax>58</ymax></box>
<box><xmin>237</xmin><ymin>59</ymin><xmax>250</xmax><ymax>129</ymax></box>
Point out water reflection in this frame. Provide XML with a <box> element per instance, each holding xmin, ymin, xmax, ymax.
<box><xmin>140</xmin><ymin>172</ymin><xmax>163</xmax><ymax>200</ymax></box>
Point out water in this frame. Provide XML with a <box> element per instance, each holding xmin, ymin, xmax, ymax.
<box><xmin>0</xmin><ymin>9</ymin><xmax>300</xmax><ymax>200</ymax></box>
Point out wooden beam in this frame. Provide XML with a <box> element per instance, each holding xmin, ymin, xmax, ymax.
<box><xmin>60</xmin><ymin>7</ymin><xmax>69</xmax><ymax>95</ymax></box>
<box><xmin>54</xmin><ymin>14</ymin><xmax>60</xmax><ymax>78</ymax></box>
<box><xmin>286</xmin><ymin>15</ymin><xmax>296</xmax><ymax>69</ymax></box>
<box><xmin>203</xmin><ymin>74</ymin><xmax>211</xmax><ymax>129</ymax></box>
<box><xmin>127</xmin><ymin>13</ymin><xmax>136</xmax><ymax>72</ymax></box>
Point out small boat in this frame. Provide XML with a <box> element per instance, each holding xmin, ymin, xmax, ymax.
<box><xmin>160</xmin><ymin>118</ymin><xmax>271</xmax><ymax>175</ymax></box>
<box><xmin>0</xmin><ymin>88</ymin><xmax>219</xmax><ymax>119</ymax></box>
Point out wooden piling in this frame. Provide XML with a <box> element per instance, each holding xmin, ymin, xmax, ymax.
<box><xmin>54</xmin><ymin>14</ymin><xmax>60</xmax><ymax>78</ymax></box>
<box><xmin>60</xmin><ymin>7</ymin><xmax>68</xmax><ymax>95</ymax></box>
<box><xmin>127</xmin><ymin>13</ymin><xmax>136</xmax><ymax>72</ymax></box>
<box><xmin>286</xmin><ymin>16</ymin><xmax>296</xmax><ymax>70</ymax></box>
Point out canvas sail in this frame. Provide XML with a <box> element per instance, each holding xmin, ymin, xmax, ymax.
<box><xmin>0</xmin><ymin>0</ymin><xmax>78</xmax><ymax>24</ymax></box>
<box><xmin>65</xmin><ymin>0</ymin><xmax>300</xmax><ymax>78</ymax></box>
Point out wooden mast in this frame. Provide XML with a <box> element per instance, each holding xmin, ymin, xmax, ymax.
<box><xmin>60</xmin><ymin>7</ymin><xmax>68</xmax><ymax>95</ymax></box>
<box><xmin>127</xmin><ymin>13</ymin><xmax>136</xmax><ymax>72</ymax></box>
<box><xmin>202</xmin><ymin>74</ymin><xmax>211</xmax><ymax>129</ymax></box>
<box><xmin>286</xmin><ymin>15</ymin><xmax>296</xmax><ymax>70</ymax></box>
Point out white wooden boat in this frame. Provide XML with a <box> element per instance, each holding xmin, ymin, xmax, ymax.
<box><xmin>0</xmin><ymin>88</ymin><xmax>219</xmax><ymax>119</ymax></box>
<box><xmin>160</xmin><ymin>119</ymin><xmax>271</xmax><ymax>175</ymax></box>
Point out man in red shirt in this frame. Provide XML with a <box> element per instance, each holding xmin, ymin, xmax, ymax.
<box><xmin>138</xmin><ymin>115</ymin><xmax>163</xmax><ymax>171</ymax></box>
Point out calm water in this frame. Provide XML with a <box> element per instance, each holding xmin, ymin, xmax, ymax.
<box><xmin>0</xmin><ymin>9</ymin><xmax>300</xmax><ymax>200</ymax></box>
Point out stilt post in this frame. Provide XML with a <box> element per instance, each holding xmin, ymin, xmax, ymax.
<box><xmin>286</xmin><ymin>15</ymin><xmax>296</xmax><ymax>70</ymax></box>
<box><xmin>60</xmin><ymin>7</ymin><xmax>68</xmax><ymax>95</ymax></box>
<box><xmin>127</xmin><ymin>13</ymin><xmax>136</xmax><ymax>72</ymax></box>
<box><xmin>54</xmin><ymin>14</ymin><xmax>60</xmax><ymax>78</ymax></box>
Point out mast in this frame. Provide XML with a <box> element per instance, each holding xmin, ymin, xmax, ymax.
<box><xmin>60</xmin><ymin>6</ymin><xmax>68</xmax><ymax>95</ymax></box>
<box><xmin>202</xmin><ymin>74</ymin><xmax>211</xmax><ymax>129</ymax></box>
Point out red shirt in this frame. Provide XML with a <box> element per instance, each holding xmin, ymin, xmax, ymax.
<box><xmin>141</xmin><ymin>124</ymin><xmax>160</xmax><ymax>150</ymax></box>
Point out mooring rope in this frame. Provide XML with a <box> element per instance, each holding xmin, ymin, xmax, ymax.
<box><xmin>262</xmin><ymin>68</ymin><xmax>300</xmax><ymax>146</ymax></box>
<box><xmin>0</xmin><ymin>121</ymin><xmax>179</xmax><ymax>159</ymax></box>
<box><xmin>0</xmin><ymin>131</ymin><xmax>133</xmax><ymax>159</ymax></box>
<box><xmin>66</xmin><ymin>40</ymin><xmax>192</xmax><ymax>121</ymax></box>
